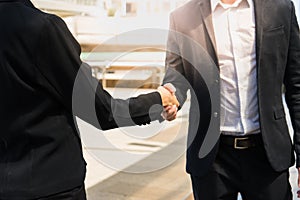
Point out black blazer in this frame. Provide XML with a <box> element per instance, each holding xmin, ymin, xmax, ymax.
<box><xmin>163</xmin><ymin>0</ymin><xmax>300</xmax><ymax>177</ymax></box>
<box><xmin>0</xmin><ymin>0</ymin><xmax>163</xmax><ymax>199</ymax></box>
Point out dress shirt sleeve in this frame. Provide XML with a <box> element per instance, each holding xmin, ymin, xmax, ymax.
<box><xmin>35</xmin><ymin>14</ymin><xmax>163</xmax><ymax>130</ymax></box>
<box><xmin>284</xmin><ymin>2</ymin><xmax>300</xmax><ymax>167</ymax></box>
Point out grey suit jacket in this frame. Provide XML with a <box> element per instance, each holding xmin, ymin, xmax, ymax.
<box><xmin>163</xmin><ymin>0</ymin><xmax>300</xmax><ymax>176</ymax></box>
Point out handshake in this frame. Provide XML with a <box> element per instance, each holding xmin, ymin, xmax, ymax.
<box><xmin>157</xmin><ymin>83</ymin><xmax>179</xmax><ymax>121</ymax></box>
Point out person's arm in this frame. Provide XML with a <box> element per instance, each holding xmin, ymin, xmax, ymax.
<box><xmin>161</xmin><ymin>13</ymin><xmax>190</xmax><ymax>121</ymax></box>
<box><xmin>283</xmin><ymin>2</ymin><xmax>300</xmax><ymax>194</ymax></box>
<box><xmin>163</xmin><ymin>13</ymin><xmax>189</xmax><ymax>108</ymax></box>
<box><xmin>35</xmin><ymin>14</ymin><xmax>177</xmax><ymax>130</ymax></box>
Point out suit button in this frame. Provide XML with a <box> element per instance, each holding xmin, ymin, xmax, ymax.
<box><xmin>215</xmin><ymin>79</ymin><xmax>219</xmax><ymax>83</ymax></box>
<box><xmin>214</xmin><ymin>112</ymin><xmax>218</xmax><ymax>117</ymax></box>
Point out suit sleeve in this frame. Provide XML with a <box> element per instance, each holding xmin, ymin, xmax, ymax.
<box><xmin>163</xmin><ymin>13</ymin><xmax>189</xmax><ymax>107</ymax></box>
<box><xmin>284</xmin><ymin>2</ymin><xmax>300</xmax><ymax>167</ymax></box>
<box><xmin>35</xmin><ymin>14</ymin><xmax>163</xmax><ymax>130</ymax></box>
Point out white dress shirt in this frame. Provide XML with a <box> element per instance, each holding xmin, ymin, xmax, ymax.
<box><xmin>211</xmin><ymin>0</ymin><xmax>260</xmax><ymax>135</ymax></box>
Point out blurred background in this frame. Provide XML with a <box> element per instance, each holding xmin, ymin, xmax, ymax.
<box><xmin>31</xmin><ymin>0</ymin><xmax>300</xmax><ymax>89</ymax></box>
<box><xmin>30</xmin><ymin>1</ymin><xmax>300</xmax><ymax>200</ymax></box>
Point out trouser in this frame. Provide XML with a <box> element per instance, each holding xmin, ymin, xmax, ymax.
<box><xmin>191</xmin><ymin>135</ymin><xmax>292</xmax><ymax>200</ymax></box>
<box><xmin>36</xmin><ymin>185</ymin><xmax>86</xmax><ymax>200</ymax></box>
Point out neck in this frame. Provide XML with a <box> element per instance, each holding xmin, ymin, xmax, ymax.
<box><xmin>221</xmin><ymin>0</ymin><xmax>237</xmax><ymax>4</ymax></box>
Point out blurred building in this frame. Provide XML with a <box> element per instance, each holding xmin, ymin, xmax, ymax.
<box><xmin>32</xmin><ymin>0</ymin><xmax>300</xmax><ymax>52</ymax></box>
<box><xmin>32</xmin><ymin>0</ymin><xmax>189</xmax><ymax>17</ymax></box>
<box><xmin>116</xmin><ymin>0</ymin><xmax>188</xmax><ymax>16</ymax></box>
<box><xmin>31</xmin><ymin>0</ymin><xmax>300</xmax><ymax>88</ymax></box>
<box><xmin>32</xmin><ymin>0</ymin><xmax>102</xmax><ymax>17</ymax></box>
<box><xmin>32</xmin><ymin>0</ymin><xmax>190</xmax><ymax>52</ymax></box>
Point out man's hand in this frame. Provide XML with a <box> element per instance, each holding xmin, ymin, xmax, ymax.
<box><xmin>157</xmin><ymin>83</ymin><xmax>179</xmax><ymax>121</ymax></box>
<box><xmin>157</xmin><ymin>85</ymin><xmax>179</xmax><ymax>107</ymax></box>
<box><xmin>162</xmin><ymin>105</ymin><xmax>178</xmax><ymax>121</ymax></box>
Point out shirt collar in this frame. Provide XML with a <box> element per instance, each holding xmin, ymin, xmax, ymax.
<box><xmin>211</xmin><ymin>0</ymin><xmax>220</xmax><ymax>12</ymax></box>
<box><xmin>211</xmin><ymin>0</ymin><xmax>251</xmax><ymax>12</ymax></box>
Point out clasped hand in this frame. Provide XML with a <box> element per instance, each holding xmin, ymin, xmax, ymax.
<box><xmin>157</xmin><ymin>83</ymin><xmax>179</xmax><ymax>121</ymax></box>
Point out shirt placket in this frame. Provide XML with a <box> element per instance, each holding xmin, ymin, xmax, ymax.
<box><xmin>228</xmin><ymin>6</ymin><xmax>246</xmax><ymax>133</ymax></box>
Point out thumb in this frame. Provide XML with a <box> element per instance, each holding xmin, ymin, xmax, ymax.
<box><xmin>163</xmin><ymin>83</ymin><xmax>176</xmax><ymax>94</ymax></box>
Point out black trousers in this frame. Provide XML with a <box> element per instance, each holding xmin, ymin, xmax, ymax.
<box><xmin>36</xmin><ymin>185</ymin><xmax>86</xmax><ymax>200</ymax></box>
<box><xmin>191</xmin><ymin>137</ymin><xmax>292</xmax><ymax>200</ymax></box>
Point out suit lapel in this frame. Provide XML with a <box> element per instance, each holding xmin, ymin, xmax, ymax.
<box><xmin>196</xmin><ymin>0</ymin><xmax>219</xmax><ymax>66</ymax></box>
<box><xmin>198</xmin><ymin>0</ymin><xmax>217</xmax><ymax>56</ymax></box>
<box><xmin>252</xmin><ymin>0</ymin><xmax>263</xmax><ymax>67</ymax></box>
<box><xmin>197</xmin><ymin>0</ymin><xmax>266</xmax><ymax>68</ymax></box>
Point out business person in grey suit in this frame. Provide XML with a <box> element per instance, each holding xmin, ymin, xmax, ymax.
<box><xmin>163</xmin><ymin>0</ymin><xmax>300</xmax><ymax>199</ymax></box>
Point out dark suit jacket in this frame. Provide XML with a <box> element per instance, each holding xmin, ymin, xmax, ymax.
<box><xmin>0</xmin><ymin>0</ymin><xmax>163</xmax><ymax>199</ymax></box>
<box><xmin>163</xmin><ymin>0</ymin><xmax>300</xmax><ymax>177</ymax></box>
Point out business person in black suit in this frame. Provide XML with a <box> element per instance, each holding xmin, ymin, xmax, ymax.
<box><xmin>163</xmin><ymin>0</ymin><xmax>300</xmax><ymax>199</ymax></box>
<box><xmin>0</xmin><ymin>0</ymin><xmax>179</xmax><ymax>199</ymax></box>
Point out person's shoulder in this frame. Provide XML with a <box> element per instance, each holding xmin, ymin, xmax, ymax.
<box><xmin>268</xmin><ymin>0</ymin><xmax>293</xmax><ymax>9</ymax></box>
<box><xmin>16</xmin><ymin>5</ymin><xmax>63</xmax><ymax>33</ymax></box>
<box><xmin>266</xmin><ymin>0</ymin><xmax>294</xmax><ymax>14</ymax></box>
<box><xmin>170</xmin><ymin>0</ymin><xmax>200</xmax><ymax>17</ymax></box>
<box><xmin>33</xmin><ymin>9</ymin><xmax>66</xmax><ymax>29</ymax></box>
<box><xmin>169</xmin><ymin>0</ymin><xmax>202</xmax><ymax>26</ymax></box>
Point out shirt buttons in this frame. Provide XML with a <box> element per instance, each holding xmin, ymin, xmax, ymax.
<box><xmin>214</xmin><ymin>112</ymin><xmax>218</xmax><ymax>118</ymax></box>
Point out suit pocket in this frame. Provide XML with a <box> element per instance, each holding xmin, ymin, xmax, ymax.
<box><xmin>274</xmin><ymin>107</ymin><xmax>285</xmax><ymax>120</ymax></box>
<box><xmin>262</xmin><ymin>25</ymin><xmax>287</xmax><ymax>64</ymax></box>
<box><xmin>264</xmin><ymin>25</ymin><xmax>284</xmax><ymax>35</ymax></box>
<box><xmin>263</xmin><ymin>25</ymin><xmax>285</xmax><ymax>47</ymax></box>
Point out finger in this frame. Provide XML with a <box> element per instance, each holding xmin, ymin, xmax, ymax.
<box><xmin>169</xmin><ymin>105</ymin><xmax>178</xmax><ymax>113</ymax></box>
<box><xmin>158</xmin><ymin>85</ymin><xmax>180</xmax><ymax>107</ymax></box>
<box><xmin>164</xmin><ymin>105</ymin><xmax>177</xmax><ymax>115</ymax></box>
<box><xmin>163</xmin><ymin>112</ymin><xmax>175</xmax><ymax>121</ymax></box>
<box><xmin>162</xmin><ymin>110</ymin><xmax>176</xmax><ymax>121</ymax></box>
<box><xmin>163</xmin><ymin>83</ymin><xmax>176</xmax><ymax>94</ymax></box>
<box><xmin>171</xmin><ymin>95</ymin><xmax>180</xmax><ymax>107</ymax></box>
<box><xmin>166</xmin><ymin>112</ymin><xmax>177</xmax><ymax>121</ymax></box>
<box><xmin>163</xmin><ymin>105</ymin><xmax>172</xmax><ymax>111</ymax></box>
<box><xmin>158</xmin><ymin>86</ymin><xmax>173</xmax><ymax>106</ymax></box>
<box><xmin>164</xmin><ymin>105</ymin><xmax>178</xmax><ymax>121</ymax></box>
